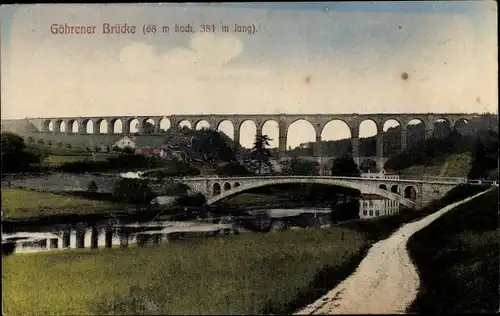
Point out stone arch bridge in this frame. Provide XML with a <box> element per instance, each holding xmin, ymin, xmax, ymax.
<box><xmin>16</xmin><ymin>112</ymin><xmax>486</xmax><ymax>169</ymax></box>
<box><xmin>170</xmin><ymin>176</ymin><xmax>463</xmax><ymax>210</ymax></box>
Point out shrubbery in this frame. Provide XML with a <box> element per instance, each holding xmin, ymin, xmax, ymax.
<box><xmin>113</xmin><ymin>178</ymin><xmax>155</xmax><ymax>204</ymax></box>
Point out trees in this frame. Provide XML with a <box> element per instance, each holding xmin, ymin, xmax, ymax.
<box><xmin>280</xmin><ymin>157</ymin><xmax>319</xmax><ymax>176</ymax></box>
<box><xmin>467</xmin><ymin>138</ymin><xmax>497</xmax><ymax>179</ymax></box>
<box><xmin>331</xmin><ymin>155</ymin><xmax>361</xmax><ymax>177</ymax></box>
<box><xmin>244</xmin><ymin>134</ymin><xmax>273</xmax><ymax>174</ymax></box>
<box><xmin>1</xmin><ymin>132</ymin><xmax>42</xmax><ymax>173</ymax></box>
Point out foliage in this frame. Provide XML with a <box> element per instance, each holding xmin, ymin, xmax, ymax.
<box><xmin>188</xmin><ymin>129</ymin><xmax>237</xmax><ymax>163</ymax></box>
<box><xmin>113</xmin><ymin>178</ymin><xmax>155</xmax><ymax>204</ymax></box>
<box><xmin>385</xmin><ymin>130</ymin><xmax>498</xmax><ymax>174</ymax></box>
<box><xmin>215</xmin><ymin>162</ymin><xmax>252</xmax><ymax>176</ymax></box>
<box><xmin>244</xmin><ymin>134</ymin><xmax>274</xmax><ymax>174</ymax></box>
<box><xmin>468</xmin><ymin>136</ymin><xmax>498</xmax><ymax>179</ymax></box>
<box><xmin>280</xmin><ymin>157</ymin><xmax>319</xmax><ymax>176</ymax></box>
<box><xmin>1</xmin><ymin>132</ymin><xmax>43</xmax><ymax>173</ymax></box>
<box><xmin>142</xmin><ymin>121</ymin><xmax>156</xmax><ymax>135</ymax></box>
<box><xmin>331</xmin><ymin>155</ymin><xmax>361</xmax><ymax>177</ymax></box>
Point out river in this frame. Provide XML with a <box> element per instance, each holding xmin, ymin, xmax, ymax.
<box><xmin>1</xmin><ymin>208</ymin><xmax>334</xmax><ymax>255</ymax></box>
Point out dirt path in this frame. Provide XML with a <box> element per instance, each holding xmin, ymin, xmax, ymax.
<box><xmin>295</xmin><ymin>189</ymin><xmax>491</xmax><ymax>315</ymax></box>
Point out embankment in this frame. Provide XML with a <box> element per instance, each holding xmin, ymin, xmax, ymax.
<box><xmin>407</xmin><ymin>187</ymin><xmax>499</xmax><ymax>313</ymax></box>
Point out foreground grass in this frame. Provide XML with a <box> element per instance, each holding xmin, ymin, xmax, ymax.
<box><xmin>1</xmin><ymin>188</ymin><xmax>125</xmax><ymax>221</ymax></box>
<box><xmin>2</xmin><ymin>228</ymin><xmax>369</xmax><ymax>315</ymax></box>
<box><xmin>407</xmin><ymin>187</ymin><xmax>499</xmax><ymax>313</ymax></box>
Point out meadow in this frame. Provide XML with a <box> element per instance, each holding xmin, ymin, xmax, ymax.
<box><xmin>2</xmin><ymin>228</ymin><xmax>369</xmax><ymax>315</ymax></box>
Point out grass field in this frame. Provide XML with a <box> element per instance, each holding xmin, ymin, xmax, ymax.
<box><xmin>407</xmin><ymin>187</ymin><xmax>499</xmax><ymax>313</ymax></box>
<box><xmin>400</xmin><ymin>153</ymin><xmax>472</xmax><ymax>178</ymax></box>
<box><xmin>1</xmin><ymin>188</ymin><xmax>124</xmax><ymax>221</ymax></box>
<box><xmin>2</xmin><ymin>228</ymin><xmax>369</xmax><ymax>315</ymax></box>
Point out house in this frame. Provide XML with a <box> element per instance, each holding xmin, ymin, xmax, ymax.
<box><xmin>358</xmin><ymin>193</ymin><xmax>400</xmax><ymax>219</ymax></box>
<box><xmin>112</xmin><ymin>136</ymin><xmax>136</xmax><ymax>150</ymax></box>
<box><xmin>361</xmin><ymin>168</ymin><xmax>400</xmax><ymax>180</ymax></box>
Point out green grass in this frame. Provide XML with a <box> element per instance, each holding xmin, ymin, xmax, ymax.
<box><xmin>400</xmin><ymin>153</ymin><xmax>472</xmax><ymax>178</ymax></box>
<box><xmin>407</xmin><ymin>187</ymin><xmax>499</xmax><ymax>313</ymax></box>
<box><xmin>2</xmin><ymin>228</ymin><xmax>369</xmax><ymax>315</ymax></box>
<box><xmin>1</xmin><ymin>188</ymin><xmax>124</xmax><ymax>221</ymax></box>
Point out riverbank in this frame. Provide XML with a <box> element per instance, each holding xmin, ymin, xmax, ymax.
<box><xmin>407</xmin><ymin>187</ymin><xmax>499</xmax><ymax>313</ymax></box>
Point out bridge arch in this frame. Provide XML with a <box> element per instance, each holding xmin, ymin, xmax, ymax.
<box><xmin>404</xmin><ymin>185</ymin><xmax>417</xmax><ymax>201</ymax></box>
<box><xmin>43</xmin><ymin>120</ymin><xmax>51</xmax><ymax>132</ymax></box>
<box><xmin>287</xmin><ymin>119</ymin><xmax>315</xmax><ymax>152</ymax></box>
<box><xmin>206</xmin><ymin>178</ymin><xmax>416</xmax><ymax>208</ymax></box>
<box><xmin>432</xmin><ymin>118</ymin><xmax>451</xmax><ymax>139</ymax></box>
<box><xmin>159</xmin><ymin>118</ymin><xmax>171</xmax><ymax>132</ymax></box>
<box><xmin>195</xmin><ymin>120</ymin><xmax>211</xmax><ymax>130</ymax></box>
<box><xmin>82</xmin><ymin>119</ymin><xmax>93</xmax><ymax>134</ymax></box>
<box><xmin>223</xmin><ymin>182</ymin><xmax>231</xmax><ymax>191</ymax></box>
<box><xmin>407</xmin><ymin>119</ymin><xmax>426</xmax><ymax>147</ymax></box>
<box><xmin>217</xmin><ymin>120</ymin><xmax>234</xmax><ymax>140</ymax></box>
<box><xmin>110</xmin><ymin>119</ymin><xmax>123</xmax><ymax>134</ymax></box>
<box><xmin>379</xmin><ymin>184</ymin><xmax>387</xmax><ymax>190</ymax></box>
<box><xmin>261</xmin><ymin>119</ymin><xmax>279</xmax><ymax>148</ymax></box>
<box><xmin>453</xmin><ymin>118</ymin><xmax>469</xmax><ymax>134</ymax></box>
<box><xmin>213</xmin><ymin>183</ymin><xmax>221</xmax><ymax>196</ymax></box>
<box><xmin>54</xmin><ymin>120</ymin><xmax>64</xmax><ymax>132</ymax></box>
<box><xmin>96</xmin><ymin>119</ymin><xmax>108</xmax><ymax>134</ymax></box>
<box><xmin>239</xmin><ymin>120</ymin><xmax>257</xmax><ymax>149</ymax></box>
<box><xmin>68</xmin><ymin>119</ymin><xmax>78</xmax><ymax>133</ymax></box>
<box><xmin>391</xmin><ymin>185</ymin><xmax>400</xmax><ymax>194</ymax></box>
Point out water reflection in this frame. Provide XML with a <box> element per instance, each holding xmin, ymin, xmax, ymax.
<box><xmin>2</xmin><ymin>209</ymin><xmax>335</xmax><ymax>256</ymax></box>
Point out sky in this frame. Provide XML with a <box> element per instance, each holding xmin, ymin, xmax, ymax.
<box><xmin>0</xmin><ymin>2</ymin><xmax>497</xmax><ymax>148</ymax></box>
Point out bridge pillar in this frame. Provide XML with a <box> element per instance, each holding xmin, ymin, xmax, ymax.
<box><xmin>123</xmin><ymin>121</ymin><xmax>130</xmax><ymax>135</ymax></box>
<box><xmin>314</xmin><ymin>135</ymin><xmax>322</xmax><ymax>158</ymax></box>
<box><xmin>234</xmin><ymin>126</ymin><xmax>241</xmax><ymax>150</ymax></box>
<box><xmin>137</xmin><ymin>120</ymin><xmax>144</xmax><ymax>134</ymax></box>
<box><xmin>278</xmin><ymin>121</ymin><xmax>287</xmax><ymax>160</ymax></box>
<box><xmin>78</xmin><ymin>119</ymin><xmax>86</xmax><ymax>135</ymax></box>
<box><xmin>107</xmin><ymin>122</ymin><xmax>114</xmax><ymax>135</ymax></box>
<box><xmin>93</xmin><ymin>121</ymin><xmax>100</xmax><ymax>135</ymax></box>
<box><xmin>425</xmin><ymin>128</ymin><xmax>434</xmax><ymax>139</ymax></box>
<box><xmin>256</xmin><ymin>127</ymin><xmax>262</xmax><ymax>138</ymax></box>
<box><xmin>350</xmin><ymin>127</ymin><xmax>359</xmax><ymax>158</ymax></box>
<box><xmin>401</xmin><ymin>127</ymin><xmax>407</xmax><ymax>151</ymax></box>
<box><xmin>376</xmin><ymin>127</ymin><xmax>384</xmax><ymax>162</ymax></box>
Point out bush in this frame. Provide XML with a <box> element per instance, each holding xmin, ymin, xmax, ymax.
<box><xmin>113</xmin><ymin>178</ymin><xmax>155</xmax><ymax>204</ymax></box>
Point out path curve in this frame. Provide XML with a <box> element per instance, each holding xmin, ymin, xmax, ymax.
<box><xmin>295</xmin><ymin>189</ymin><xmax>492</xmax><ymax>315</ymax></box>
